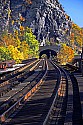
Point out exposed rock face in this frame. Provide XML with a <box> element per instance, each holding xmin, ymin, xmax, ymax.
<box><xmin>0</xmin><ymin>0</ymin><xmax>10</xmax><ymax>34</ymax></box>
<box><xmin>0</xmin><ymin>0</ymin><xmax>72</xmax><ymax>45</ymax></box>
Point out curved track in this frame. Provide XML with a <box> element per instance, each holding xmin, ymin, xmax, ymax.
<box><xmin>0</xmin><ymin>59</ymin><xmax>82</xmax><ymax>125</ymax></box>
<box><xmin>43</xmin><ymin>61</ymin><xmax>68</xmax><ymax>125</ymax></box>
<box><xmin>43</xmin><ymin>61</ymin><xmax>82</xmax><ymax>125</ymax></box>
<box><xmin>1</xmin><ymin>60</ymin><xmax>61</xmax><ymax>125</ymax></box>
<box><xmin>52</xmin><ymin>61</ymin><xmax>82</xmax><ymax>125</ymax></box>
<box><xmin>62</xmin><ymin>64</ymin><xmax>82</xmax><ymax>125</ymax></box>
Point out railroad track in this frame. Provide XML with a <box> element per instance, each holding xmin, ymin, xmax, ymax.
<box><xmin>52</xmin><ymin>61</ymin><xmax>82</xmax><ymax>125</ymax></box>
<box><xmin>0</xmin><ymin>58</ymin><xmax>38</xmax><ymax>82</ymax></box>
<box><xmin>62</xmin><ymin>63</ymin><xmax>82</xmax><ymax>125</ymax></box>
<box><xmin>43</xmin><ymin>61</ymin><xmax>68</xmax><ymax>125</ymax></box>
<box><xmin>62</xmin><ymin>63</ymin><xmax>79</xmax><ymax>73</ymax></box>
<box><xmin>0</xmin><ymin>58</ymin><xmax>37</xmax><ymax>79</ymax></box>
<box><xmin>0</xmin><ymin>59</ymin><xmax>40</xmax><ymax>97</ymax></box>
<box><xmin>0</xmin><ymin>59</ymin><xmax>82</xmax><ymax>125</ymax></box>
<box><xmin>0</xmin><ymin>59</ymin><xmax>65</xmax><ymax>125</ymax></box>
<box><xmin>0</xmin><ymin>59</ymin><xmax>46</xmax><ymax>120</ymax></box>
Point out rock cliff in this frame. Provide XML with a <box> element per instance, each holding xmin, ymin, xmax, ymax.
<box><xmin>0</xmin><ymin>0</ymin><xmax>10</xmax><ymax>34</ymax></box>
<box><xmin>0</xmin><ymin>0</ymin><xmax>72</xmax><ymax>45</ymax></box>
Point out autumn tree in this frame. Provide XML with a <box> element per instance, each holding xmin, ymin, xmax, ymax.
<box><xmin>0</xmin><ymin>47</ymin><xmax>12</xmax><ymax>61</ymax></box>
<box><xmin>8</xmin><ymin>45</ymin><xmax>24</xmax><ymax>63</ymax></box>
<box><xmin>57</xmin><ymin>44</ymin><xmax>74</xmax><ymax>65</ymax></box>
<box><xmin>0</xmin><ymin>31</ymin><xmax>15</xmax><ymax>46</ymax></box>
<box><xmin>24</xmin><ymin>27</ymin><xmax>39</xmax><ymax>58</ymax></box>
<box><xmin>19</xmin><ymin>41</ymin><xmax>29</xmax><ymax>59</ymax></box>
<box><xmin>70</xmin><ymin>23</ymin><xmax>83</xmax><ymax>54</ymax></box>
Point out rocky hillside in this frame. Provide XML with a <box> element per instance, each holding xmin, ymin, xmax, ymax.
<box><xmin>0</xmin><ymin>0</ymin><xmax>11</xmax><ymax>34</ymax></box>
<box><xmin>0</xmin><ymin>0</ymin><xmax>72</xmax><ymax>45</ymax></box>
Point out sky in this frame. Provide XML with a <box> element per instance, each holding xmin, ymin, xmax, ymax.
<box><xmin>59</xmin><ymin>0</ymin><xmax>83</xmax><ymax>27</ymax></box>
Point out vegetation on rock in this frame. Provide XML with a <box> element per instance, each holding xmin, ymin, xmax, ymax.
<box><xmin>70</xmin><ymin>23</ymin><xmax>83</xmax><ymax>54</ymax></box>
<box><xmin>57</xmin><ymin>22</ymin><xmax>83</xmax><ymax>65</ymax></box>
<box><xmin>0</xmin><ymin>0</ymin><xmax>83</xmax><ymax>65</ymax></box>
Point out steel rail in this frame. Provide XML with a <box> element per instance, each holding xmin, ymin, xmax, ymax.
<box><xmin>0</xmin><ymin>59</ymin><xmax>42</xmax><ymax>112</ymax></box>
<box><xmin>43</xmin><ymin>61</ymin><xmax>68</xmax><ymax>125</ymax></box>
<box><xmin>0</xmin><ymin>59</ymin><xmax>41</xmax><ymax>97</ymax></box>
<box><xmin>0</xmin><ymin>59</ymin><xmax>39</xmax><ymax>83</ymax></box>
<box><xmin>43</xmin><ymin>61</ymin><xmax>61</xmax><ymax>125</ymax></box>
<box><xmin>0</xmin><ymin>60</ymin><xmax>48</xmax><ymax>123</ymax></box>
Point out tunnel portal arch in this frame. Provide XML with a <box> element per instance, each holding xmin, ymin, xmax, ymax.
<box><xmin>39</xmin><ymin>49</ymin><xmax>57</xmax><ymax>59</ymax></box>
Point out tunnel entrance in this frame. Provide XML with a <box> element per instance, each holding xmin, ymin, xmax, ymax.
<box><xmin>39</xmin><ymin>49</ymin><xmax>57</xmax><ymax>59</ymax></box>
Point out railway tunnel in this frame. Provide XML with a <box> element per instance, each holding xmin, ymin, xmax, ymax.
<box><xmin>39</xmin><ymin>45</ymin><xmax>60</xmax><ymax>59</ymax></box>
<box><xmin>39</xmin><ymin>49</ymin><xmax>57</xmax><ymax>59</ymax></box>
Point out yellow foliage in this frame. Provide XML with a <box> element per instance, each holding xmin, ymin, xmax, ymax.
<box><xmin>65</xmin><ymin>14</ymin><xmax>69</xmax><ymax>19</ymax></box>
<box><xmin>20</xmin><ymin>16</ymin><xmax>25</xmax><ymax>21</ymax></box>
<box><xmin>8</xmin><ymin>8</ymin><xmax>11</xmax><ymax>17</ymax></box>
<box><xmin>26</xmin><ymin>0</ymin><xmax>32</xmax><ymax>4</ymax></box>
<box><xmin>0</xmin><ymin>26</ymin><xmax>39</xmax><ymax>62</ymax></box>
<box><xmin>8</xmin><ymin>45</ymin><xmax>24</xmax><ymax>63</ymax></box>
<box><xmin>20</xmin><ymin>41</ymin><xmax>29</xmax><ymax>59</ymax></box>
<box><xmin>70</xmin><ymin>23</ymin><xmax>83</xmax><ymax>51</ymax></box>
<box><xmin>1</xmin><ymin>33</ymin><xmax>15</xmax><ymax>46</ymax></box>
<box><xmin>57</xmin><ymin>44</ymin><xmax>74</xmax><ymax>65</ymax></box>
<box><xmin>12</xmin><ymin>20</ymin><xmax>14</xmax><ymax>25</ymax></box>
<box><xmin>20</xmin><ymin>26</ymin><xmax>24</xmax><ymax>31</ymax></box>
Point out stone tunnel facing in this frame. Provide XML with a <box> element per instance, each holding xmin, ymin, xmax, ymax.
<box><xmin>39</xmin><ymin>49</ymin><xmax>57</xmax><ymax>59</ymax></box>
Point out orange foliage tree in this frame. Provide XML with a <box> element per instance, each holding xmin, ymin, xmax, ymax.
<box><xmin>0</xmin><ymin>32</ymin><xmax>15</xmax><ymax>46</ymax></box>
<box><xmin>57</xmin><ymin>44</ymin><xmax>74</xmax><ymax>65</ymax></box>
<box><xmin>19</xmin><ymin>41</ymin><xmax>29</xmax><ymax>59</ymax></box>
<box><xmin>70</xmin><ymin>23</ymin><xmax>83</xmax><ymax>54</ymax></box>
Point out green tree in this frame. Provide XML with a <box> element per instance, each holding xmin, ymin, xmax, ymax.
<box><xmin>0</xmin><ymin>47</ymin><xmax>12</xmax><ymax>61</ymax></box>
<box><xmin>19</xmin><ymin>41</ymin><xmax>29</xmax><ymax>59</ymax></box>
<box><xmin>24</xmin><ymin>27</ymin><xmax>39</xmax><ymax>57</ymax></box>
